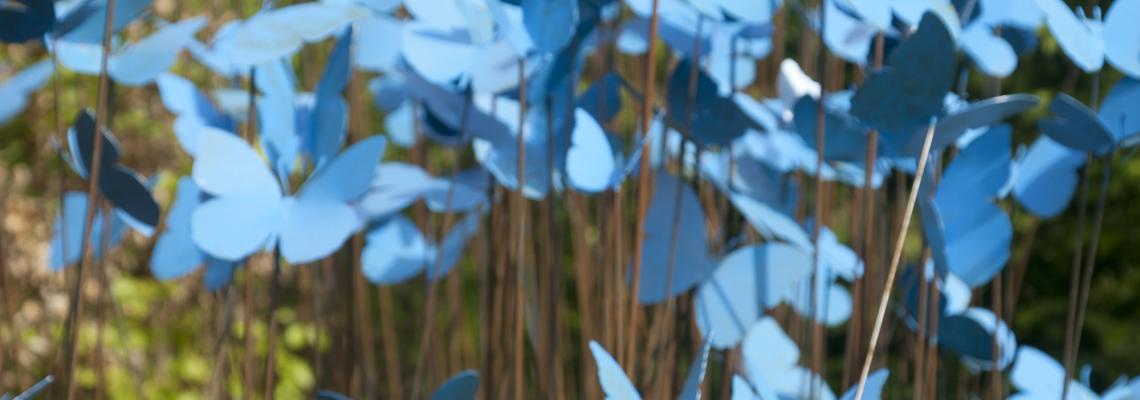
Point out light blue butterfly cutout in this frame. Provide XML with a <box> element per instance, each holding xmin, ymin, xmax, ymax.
<box><xmin>214</xmin><ymin>0</ymin><xmax>367</xmax><ymax>68</ymax></box>
<box><xmin>920</xmin><ymin>124</ymin><xmax>1012</xmax><ymax>287</ymax></box>
<box><xmin>190</xmin><ymin>128</ymin><xmax>385</xmax><ymax>264</ymax></box>
<box><xmin>1039</xmin><ymin>90</ymin><xmax>1140</xmax><ymax>156</ymax></box>
<box><xmin>1012</xmin><ymin>135</ymin><xmax>1086</xmax><ymax>219</ymax></box>
<box><xmin>588</xmin><ymin>336</ymin><xmax>713</xmax><ymax>400</ymax></box>
<box><xmin>151</xmin><ymin>177</ymin><xmax>238</xmax><ymax>291</ymax></box>
<box><xmin>55</xmin><ymin>0</ymin><xmax>153</xmax><ymax>43</ymax></box>
<box><xmin>359</xmin><ymin>162</ymin><xmax>489</xmax><ymax>220</ymax></box>
<box><xmin>0</xmin><ymin>59</ymin><xmax>53</xmax><ymax>126</ymax></box>
<box><xmin>156</xmin><ymin>73</ymin><xmax>237</xmax><ymax>156</ymax></box>
<box><xmin>48</xmin><ymin>191</ymin><xmax>128</xmax><ymax>271</ymax></box>
<box><xmin>54</xmin><ymin>16</ymin><xmax>207</xmax><ymax>86</ymax></box>
<box><xmin>1011</xmin><ymin>346</ymin><xmax>1140</xmax><ymax>399</ymax></box>
<box><xmin>694</xmin><ymin>243</ymin><xmax>852</xmax><ymax>348</ymax></box>
<box><xmin>361</xmin><ymin>212</ymin><xmax>481</xmax><ymax>285</ymax></box>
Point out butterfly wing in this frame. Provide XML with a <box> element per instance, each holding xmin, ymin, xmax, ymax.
<box><xmin>49</xmin><ymin>192</ymin><xmax>90</xmax><ymax>270</ymax></box>
<box><xmin>427</xmin><ymin>212</ymin><xmax>481</xmax><ymax>280</ymax></box>
<box><xmin>151</xmin><ymin>177</ymin><xmax>206</xmax><ymax>280</ymax></box>
<box><xmin>852</xmin><ymin>13</ymin><xmax>956</xmax><ymax>135</ymax></box>
<box><xmin>359</xmin><ymin>162</ymin><xmax>434</xmax><ymax>219</ymax></box>
<box><xmin>522</xmin><ymin>0</ymin><xmax>578</xmax><ymax>52</ymax></box>
<box><xmin>67</xmin><ymin>109</ymin><xmax>121</xmax><ymax>179</ymax></box>
<box><xmin>1039</xmin><ymin>93</ymin><xmax>1116</xmax><ymax>154</ymax></box>
<box><xmin>308</xmin><ymin>28</ymin><xmax>351</xmax><ymax>168</ymax></box>
<box><xmin>362</xmin><ymin>215</ymin><xmax>429</xmax><ymax>285</ymax></box>
<box><xmin>960</xmin><ymin>22</ymin><xmax>1018</xmax><ymax>78</ymax></box>
<box><xmin>0</xmin><ymin>0</ymin><xmax>55</xmax><ymax>43</ymax></box>
<box><xmin>283</xmin><ymin>136</ymin><xmax>386</xmax><ymax>263</ymax></box>
<box><xmin>637</xmin><ymin>172</ymin><xmax>714</xmax><ymax>304</ymax></box>
<box><xmin>588</xmin><ymin>341</ymin><xmax>642</xmax><ymax>400</ymax></box>
<box><xmin>1036</xmin><ymin>0</ymin><xmax>1104</xmax><ymax>73</ymax></box>
<box><xmin>429</xmin><ymin>370</ymin><xmax>479</xmax><ymax>400</ymax></box>
<box><xmin>694</xmin><ymin>244</ymin><xmax>813</xmax><ymax>349</ymax></box>
<box><xmin>0</xmin><ymin>60</ymin><xmax>54</xmax><ymax>125</ymax></box>
<box><xmin>678</xmin><ymin>336</ymin><xmax>713</xmax><ymax>400</ymax></box>
<box><xmin>191</xmin><ymin>128</ymin><xmax>284</xmax><ymax>261</ymax></box>
<box><xmin>1012</xmin><ymin>136</ymin><xmax>1085</xmax><ymax>218</ymax></box>
<box><xmin>566</xmin><ymin>108</ymin><xmax>616</xmax><ymax>193</ymax></box>
<box><xmin>107</xmin><ymin>17</ymin><xmax>207</xmax><ymax>86</ymax></box>
<box><xmin>101</xmin><ymin>165</ymin><xmax>160</xmax><ymax>236</ymax></box>
<box><xmin>1103</xmin><ymin>0</ymin><xmax>1140</xmax><ymax>78</ymax></box>
<box><xmin>839</xmin><ymin>370</ymin><xmax>890</xmax><ymax>400</ymax></box>
<box><xmin>156</xmin><ymin>73</ymin><xmax>236</xmax><ymax>156</ymax></box>
<box><xmin>353</xmin><ymin>16</ymin><xmax>403</xmax><ymax>73</ymax></box>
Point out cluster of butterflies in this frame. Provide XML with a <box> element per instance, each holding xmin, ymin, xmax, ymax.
<box><xmin>3</xmin><ymin>0</ymin><xmax>1140</xmax><ymax>397</ymax></box>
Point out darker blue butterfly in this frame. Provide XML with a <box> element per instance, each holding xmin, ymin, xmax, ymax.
<box><xmin>0</xmin><ymin>0</ymin><xmax>54</xmax><ymax>43</ymax></box>
<box><xmin>1039</xmin><ymin>88</ymin><xmax>1140</xmax><ymax>156</ymax></box>
<box><xmin>64</xmin><ymin>110</ymin><xmax>161</xmax><ymax>235</ymax></box>
<box><xmin>852</xmin><ymin>12</ymin><xmax>957</xmax><ymax>138</ymax></box>
<box><xmin>665</xmin><ymin>57</ymin><xmax>759</xmax><ymax>147</ymax></box>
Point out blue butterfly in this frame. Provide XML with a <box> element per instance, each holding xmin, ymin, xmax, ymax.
<box><xmin>0</xmin><ymin>60</ymin><xmax>53</xmax><ymax>126</ymax></box>
<box><xmin>213</xmin><ymin>0</ymin><xmax>368</xmax><ymax>68</ymax></box>
<box><xmin>151</xmin><ymin>177</ymin><xmax>237</xmax><ymax>291</ymax></box>
<box><xmin>737</xmin><ymin>317</ymin><xmax>835</xmax><ymax>399</ymax></box>
<box><xmin>735</xmin><ymin>317</ymin><xmax>889</xmax><ymax>399</ymax></box>
<box><xmin>315</xmin><ymin>370</ymin><xmax>479</xmax><ymax>400</ymax></box>
<box><xmin>156</xmin><ymin>73</ymin><xmax>237</xmax><ymax>156</ymax></box>
<box><xmin>634</xmin><ymin>172</ymin><xmax>715</xmax><ymax>304</ymax></box>
<box><xmin>360</xmin><ymin>162</ymin><xmax>490</xmax><ymax>219</ymax></box>
<box><xmin>588</xmin><ymin>336</ymin><xmax>712</xmax><ymax>400</ymax></box>
<box><xmin>665</xmin><ymin>57</ymin><xmax>759</xmax><ymax>147</ymax></box>
<box><xmin>251</xmin><ymin>28</ymin><xmax>351</xmax><ymax>177</ymax></box>
<box><xmin>54</xmin><ymin>16</ymin><xmax>207</xmax><ymax>86</ymax></box>
<box><xmin>1036</xmin><ymin>0</ymin><xmax>1140</xmax><ymax>77</ymax></box>
<box><xmin>361</xmin><ymin>212</ymin><xmax>481</xmax><ymax>285</ymax></box>
<box><xmin>48</xmin><ymin>192</ymin><xmax>129</xmax><ymax>271</ymax></box>
<box><xmin>1011</xmin><ymin>346</ymin><xmax>1139</xmax><ymax>399</ymax></box>
<box><xmin>919</xmin><ymin>125</ymin><xmax>1012</xmax><ymax>287</ymax></box>
<box><xmin>353</xmin><ymin>15</ymin><xmax>403</xmax><ymax>73</ymax></box>
<box><xmin>64</xmin><ymin>110</ymin><xmax>161</xmax><ymax>235</ymax></box>
<box><xmin>901</xmin><ymin>263</ymin><xmax>1017</xmax><ymax>372</ymax></box>
<box><xmin>851</xmin><ymin>12</ymin><xmax>957</xmax><ymax>137</ymax></box>
<box><xmin>190</xmin><ymin>129</ymin><xmax>386</xmax><ymax>264</ymax></box>
<box><xmin>523</xmin><ymin>0</ymin><xmax>579</xmax><ymax>52</ymax></box>
<box><xmin>1012</xmin><ymin>136</ymin><xmax>1085</xmax><ymax>219</ymax></box>
<box><xmin>1039</xmin><ymin>90</ymin><xmax>1140</xmax><ymax>156</ymax></box>
<box><xmin>898</xmin><ymin>93</ymin><xmax>1039</xmax><ymax>157</ymax></box>
<box><xmin>817</xmin><ymin>0</ymin><xmax>882</xmax><ymax>66</ymax></box>
<box><xmin>430</xmin><ymin>370</ymin><xmax>480</xmax><ymax>400</ymax></box>
<box><xmin>54</xmin><ymin>0</ymin><xmax>153</xmax><ymax>43</ymax></box>
<box><xmin>694</xmin><ymin>243</ymin><xmax>852</xmax><ymax>348</ymax></box>
<box><xmin>0</xmin><ymin>0</ymin><xmax>54</xmax><ymax>43</ymax></box>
